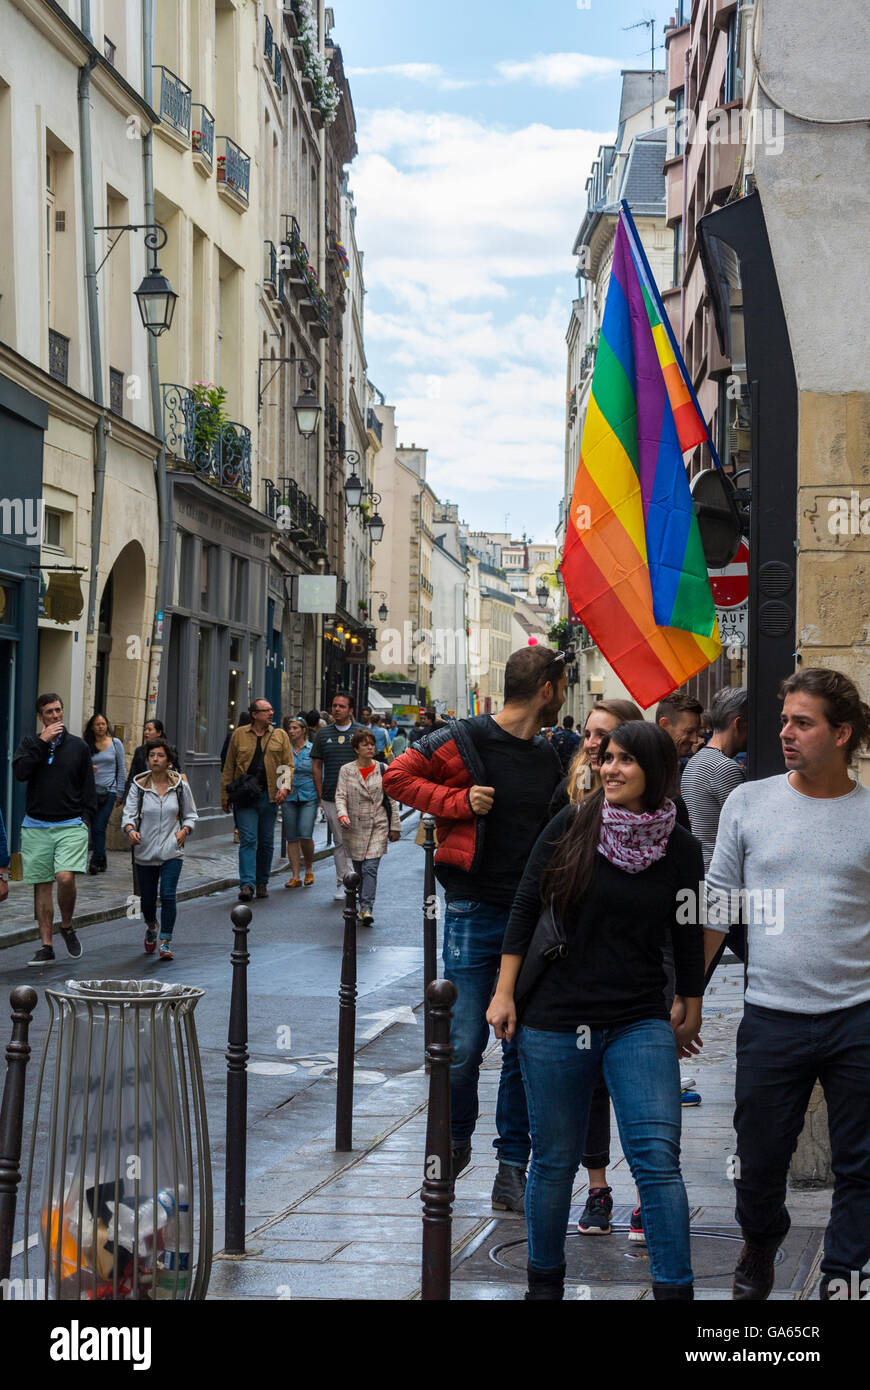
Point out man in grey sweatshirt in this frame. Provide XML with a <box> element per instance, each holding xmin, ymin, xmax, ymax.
<box><xmin>703</xmin><ymin>668</ymin><xmax>870</xmax><ymax>1301</ymax></box>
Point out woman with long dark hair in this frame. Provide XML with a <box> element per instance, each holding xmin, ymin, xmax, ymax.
<box><xmin>82</xmin><ymin>712</ymin><xmax>125</xmax><ymax>874</ymax></box>
<box><xmin>487</xmin><ymin>721</ymin><xmax>704</xmax><ymax>1301</ymax></box>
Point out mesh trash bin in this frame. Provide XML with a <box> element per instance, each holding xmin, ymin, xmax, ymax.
<box><xmin>21</xmin><ymin>979</ymin><xmax>211</xmax><ymax>1301</ymax></box>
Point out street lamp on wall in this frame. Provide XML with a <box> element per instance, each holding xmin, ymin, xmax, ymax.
<box><xmin>536</xmin><ymin>579</ymin><xmax>550</xmax><ymax>609</ymax></box>
<box><xmin>257</xmin><ymin>354</ymin><xmax>321</xmax><ymax>435</ymax></box>
<box><xmin>372</xmin><ymin>591</ymin><xmax>388</xmax><ymax>624</ymax></box>
<box><xmin>94</xmin><ymin>222</ymin><xmax>178</xmax><ymax>337</ymax></box>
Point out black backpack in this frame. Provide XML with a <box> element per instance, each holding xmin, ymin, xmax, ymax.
<box><xmin>134</xmin><ymin>780</ymin><xmax>186</xmax><ymax>830</ymax></box>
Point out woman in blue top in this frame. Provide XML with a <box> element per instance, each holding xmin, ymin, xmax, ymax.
<box><xmin>83</xmin><ymin>712</ymin><xmax>126</xmax><ymax>874</ymax></box>
<box><xmin>282</xmin><ymin>715</ymin><xmax>318</xmax><ymax>888</ymax></box>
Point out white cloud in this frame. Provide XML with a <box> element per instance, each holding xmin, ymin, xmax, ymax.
<box><xmin>346</xmin><ymin>62</ymin><xmax>473</xmax><ymax>90</ymax></box>
<box><xmin>496</xmin><ymin>53</ymin><xmax>623</xmax><ymax>88</ymax></box>
<box><xmin>352</xmin><ymin>108</ymin><xmax>615</xmax><ymax>512</ymax></box>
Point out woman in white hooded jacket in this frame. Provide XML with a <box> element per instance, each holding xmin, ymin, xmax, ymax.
<box><xmin>122</xmin><ymin>738</ymin><xmax>197</xmax><ymax>960</ymax></box>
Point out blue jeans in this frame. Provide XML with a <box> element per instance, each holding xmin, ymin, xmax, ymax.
<box><xmin>90</xmin><ymin>792</ymin><xmax>115</xmax><ymax>862</ymax></box>
<box><xmin>735</xmin><ymin>999</ymin><xmax>870</xmax><ymax>1281</ymax></box>
<box><xmin>519</xmin><ymin>1019</ymin><xmax>691</xmax><ymax>1284</ymax></box>
<box><xmin>138</xmin><ymin>859</ymin><xmax>183</xmax><ymax>939</ymax></box>
<box><xmin>282</xmin><ymin>798</ymin><xmax>318</xmax><ymax>842</ymax></box>
<box><xmin>236</xmin><ymin>791</ymin><xmax>278</xmax><ymax>887</ymax></box>
<box><xmin>442</xmin><ymin>899</ymin><xmax>530</xmax><ymax>1167</ymax></box>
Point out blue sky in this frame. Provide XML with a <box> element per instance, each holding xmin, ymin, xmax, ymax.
<box><xmin>332</xmin><ymin>0</ymin><xmax>678</xmax><ymax>542</ymax></box>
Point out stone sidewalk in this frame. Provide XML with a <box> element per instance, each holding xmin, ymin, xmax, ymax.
<box><xmin>207</xmin><ymin>958</ymin><xmax>833</xmax><ymax>1301</ymax></box>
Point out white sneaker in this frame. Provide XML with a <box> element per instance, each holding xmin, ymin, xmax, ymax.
<box><xmin>334</xmin><ymin>885</ymin><xmax>346</xmax><ymax>900</ymax></box>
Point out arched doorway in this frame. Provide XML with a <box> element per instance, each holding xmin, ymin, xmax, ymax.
<box><xmin>93</xmin><ymin>541</ymin><xmax>148</xmax><ymax>744</ymax></box>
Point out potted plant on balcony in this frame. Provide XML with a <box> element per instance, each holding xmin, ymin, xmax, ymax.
<box><xmin>216</xmin><ymin>154</ymin><xmax>226</xmax><ymax>182</ymax></box>
<box><xmin>192</xmin><ymin>128</ymin><xmax>202</xmax><ymax>152</ymax></box>
<box><xmin>191</xmin><ymin>382</ymin><xmax>229</xmax><ymax>469</ymax></box>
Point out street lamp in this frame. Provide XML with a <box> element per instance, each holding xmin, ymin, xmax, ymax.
<box><xmin>536</xmin><ymin>579</ymin><xmax>550</xmax><ymax>609</ymax></box>
<box><xmin>367</xmin><ymin>502</ymin><xmax>385</xmax><ymax>544</ymax></box>
<box><xmin>372</xmin><ymin>591</ymin><xmax>389</xmax><ymax>624</ymax></box>
<box><xmin>94</xmin><ymin>222</ymin><xmax>177</xmax><ymax>338</ymax></box>
<box><xmin>257</xmin><ymin>354</ymin><xmax>321</xmax><ymax>435</ymax></box>
<box><xmin>344</xmin><ymin>472</ymin><xmax>364</xmax><ymax>509</ymax></box>
<box><xmin>134</xmin><ymin>265</ymin><xmax>178</xmax><ymax>337</ymax></box>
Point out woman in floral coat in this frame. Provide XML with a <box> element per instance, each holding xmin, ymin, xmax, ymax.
<box><xmin>335</xmin><ymin>729</ymin><xmax>401</xmax><ymax>926</ymax></box>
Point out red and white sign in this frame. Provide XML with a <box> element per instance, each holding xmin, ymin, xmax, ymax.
<box><xmin>709</xmin><ymin>541</ymin><xmax>748</xmax><ymax>652</ymax></box>
<box><xmin>709</xmin><ymin>540</ymin><xmax>748</xmax><ymax>608</ymax></box>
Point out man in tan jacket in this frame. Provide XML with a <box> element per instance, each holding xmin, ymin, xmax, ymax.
<box><xmin>221</xmin><ymin>698</ymin><xmax>292</xmax><ymax>902</ymax></box>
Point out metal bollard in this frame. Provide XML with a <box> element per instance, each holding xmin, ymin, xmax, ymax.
<box><xmin>421</xmin><ymin>814</ymin><xmax>437</xmax><ymax>1064</ymax></box>
<box><xmin>335</xmin><ymin>871</ymin><xmax>360</xmax><ymax>1153</ymax></box>
<box><xmin>0</xmin><ymin>988</ymin><xmax>38</xmax><ymax>1297</ymax></box>
<box><xmin>225</xmin><ymin>904</ymin><xmax>251</xmax><ymax>1255</ymax></box>
<box><xmin>421</xmin><ymin>978</ymin><xmax>457</xmax><ymax>1301</ymax></box>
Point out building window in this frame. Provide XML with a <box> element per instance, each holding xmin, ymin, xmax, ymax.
<box><xmin>174</xmin><ymin>531</ymin><xmax>194</xmax><ymax>608</ymax></box>
<box><xmin>200</xmin><ymin>544</ymin><xmax>215</xmax><ymax>612</ymax></box>
<box><xmin>673</xmin><ymin>219</ymin><xmax>683</xmax><ymax>290</ymax></box>
<box><xmin>674</xmin><ymin>89</ymin><xmax>686</xmax><ymax>157</ymax></box>
<box><xmin>229</xmin><ymin>554</ymin><xmax>248</xmax><ymax>624</ymax></box>
<box><xmin>43</xmin><ymin>508</ymin><xmax>63</xmax><ymax>549</ymax></box>
<box><xmin>109</xmin><ymin>367</ymin><xmax>124</xmax><ymax>416</ymax></box>
<box><xmin>194</xmin><ymin>626</ymin><xmax>212</xmax><ymax>752</ymax></box>
<box><xmin>227</xmin><ymin>636</ymin><xmax>246</xmax><ymax>731</ymax></box>
<box><xmin>724</xmin><ymin>13</ymin><xmax>741</xmax><ymax>104</ymax></box>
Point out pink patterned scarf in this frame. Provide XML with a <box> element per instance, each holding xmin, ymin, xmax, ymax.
<box><xmin>597</xmin><ymin>798</ymin><xmax>676</xmax><ymax>873</ymax></box>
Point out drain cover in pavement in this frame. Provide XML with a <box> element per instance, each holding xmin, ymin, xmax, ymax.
<box><xmin>453</xmin><ymin>1216</ymin><xmax>823</xmax><ymax>1292</ymax></box>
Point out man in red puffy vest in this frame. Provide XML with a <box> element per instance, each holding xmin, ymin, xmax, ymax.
<box><xmin>384</xmin><ymin>647</ymin><xmax>565</xmax><ymax>1211</ymax></box>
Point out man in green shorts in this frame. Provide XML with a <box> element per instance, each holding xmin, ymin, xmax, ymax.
<box><xmin>12</xmin><ymin>692</ymin><xmax>97</xmax><ymax>964</ymax></box>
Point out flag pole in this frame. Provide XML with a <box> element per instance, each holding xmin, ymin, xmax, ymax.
<box><xmin>619</xmin><ymin>199</ymin><xmax>725</xmax><ymax>473</ymax></box>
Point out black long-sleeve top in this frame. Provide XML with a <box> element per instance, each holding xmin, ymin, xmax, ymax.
<box><xmin>502</xmin><ymin>805</ymin><xmax>705</xmax><ymax>1031</ymax></box>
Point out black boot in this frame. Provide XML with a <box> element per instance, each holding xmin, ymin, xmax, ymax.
<box><xmin>491</xmin><ymin>1162</ymin><xmax>526</xmax><ymax>1213</ymax></box>
<box><xmin>525</xmin><ymin>1263</ymin><xmax>566</xmax><ymax>1300</ymax></box>
<box><xmin>652</xmin><ymin>1281</ymin><xmax>694</xmax><ymax>1300</ymax></box>
<box><xmin>732</xmin><ymin>1240</ymin><xmax>778</xmax><ymax>1300</ymax></box>
<box><xmin>451</xmin><ymin>1143</ymin><xmax>471</xmax><ymax>1181</ymax></box>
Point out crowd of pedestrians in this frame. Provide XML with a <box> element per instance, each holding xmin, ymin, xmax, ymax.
<box><xmin>384</xmin><ymin>653</ymin><xmax>870</xmax><ymax>1302</ymax></box>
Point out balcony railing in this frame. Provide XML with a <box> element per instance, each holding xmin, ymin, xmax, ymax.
<box><xmin>153</xmin><ymin>65</ymin><xmax>191</xmax><ymax>139</ymax></box>
<box><xmin>264</xmin><ymin>240</ymin><xmax>277</xmax><ymax>295</ymax></box>
<box><xmin>267</xmin><ymin>476</ymin><xmax>328</xmax><ymax>552</ymax></box>
<box><xmin>163</xmin><ymin>384</ymin><xmax>252</xmax><ymax>502</ymax></box>
<box><xmin>366</xmin><ymin>408</ymin><xmax>382</xmax><ymax>444</ymax></box>
<box><xmin>191</xmin><ymin>104</ymin><xmax>214</xmax><ymax>167</ymax></box>
<box><xmin>279</xmin><ymin>214</ymin><xmax>330</xmax><ymax>335</ymax></box>
<box><xmin>274</xmin><ymin>48</ymin><xmax>283</xmax><ymax>91</ymax></box>
<box><xmin>264</xmin><ymin>14</ymin><xmax>274</xmax><ymax>64</ymax></box>
<box><xmin>48</xmin><ymin>329</ymin><xmax>69</xmax><ymax>384</ymax></box>
<box><xmin>216</xmin><ymin>136</ymin><xmax>250</xmax><ymax>203</ymax></box>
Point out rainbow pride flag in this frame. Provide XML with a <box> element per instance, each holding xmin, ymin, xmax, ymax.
<box><xmin>560</xmin><ymin>205</ymin><xmax>721</xmax><ymax>708</ymax></box>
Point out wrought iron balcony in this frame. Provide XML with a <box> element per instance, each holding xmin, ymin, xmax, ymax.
<box><xmin>191</xmin><ymin>104</ymin><xmax>214</xmax><ymax>167</ymax></box>
<box><xmin>216</xmin><ymin>136</ymin><xmax>250</xmax><ymax>204</ymax></box>
<box><xmin>48</xmin><ymin>329</ymin><xmax>69</xmax><ymax>384</ymax></box>
<box><xmin>366</xmin><ymin>408</ymin><xmax>383</xmax><ymax>445</ymax></box>
<box><xmin>264</xmin><ymin>14</ymin><xmax>274</xmax><ymax>64</ymax></box>
<box><xmin>153</xmin><ymin>65</ymin><xmax>191</xmax><ymax>139</ymax></box>
<box><xmin>264</xmin><ymin>240</ymin><xmax>277</xmax><ymax>296</ymax></box>
<box><xmin>274</xmin><ymin>48</ymin><xmax>283</xmax><ymax>91</ymax></box>
<box><xmin>162</xmin><ymin>384</ymin><xmax>252</xmax><ymax>502</ymax></box>
<box><xmin>279</xmin><ymin>214</ymin><xmax>329</xmax><ymax>335</ymax></box>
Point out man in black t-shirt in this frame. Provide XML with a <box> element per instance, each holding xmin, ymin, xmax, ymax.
<box><xmin>384</xmin><ymin>646</ymin><xmax>566</xmax><ymax>1211</ymax></box>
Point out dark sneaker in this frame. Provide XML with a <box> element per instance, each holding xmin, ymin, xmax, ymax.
<box><xmin>732</xmin><ymin>1240</ymin><xmax>777</xmax><ymax>1300</ymax></box>
<box><xmin>681</xmin><ymin>1085</ymin><xmax>702</xmax><ymax>1106</ymax></box>
<box><xmin>577</xmin><ymin>1185</ymin><xmax>613</xmax><ymax>1234</ymax></box>
<box><xmin>159</xmin><ymin>939</ymin><xmax>174</xmax><ymax>961</ymax></box>
<box><xmin>451</xmin><ymin>1143</ymin><xmax>472</xmax><ymax>1180</ymax></box>
<box><xmin>359</xmin><ymin>910</ymin><xmax>374</xmax><ymax>928</ymax></box>
<box><xmin>144</xmin><ymin>926</ymin><xmax>158</xmax><ymax>954</ymax></box>
<box><xmin>491</xmin><ymin>1162</ymin><xmax>526</xmax><ymax>1213</ymax></box>
<box><xmin>238</xmin><ymin>885</ymin><xmax>254</xmax><ymax>903</ymax></box>
<box><xmin>629</xmin><ymin>1206</ymin><xmax>646</xmax><ymax>1244</ymax></box>
<box><xmin>28</xmin><ymin>945</ymin><xmax>56</xmax><ymax>966</ymax></box>
<box><xmin>255</xmin><ymin>883</ymin><xmax>269</xmax><ymax>899</ymax></box>
<box><xmin>59</xmin><ymin>927</ymin><xmax>83</xmax><ymax>959</ymax></box>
